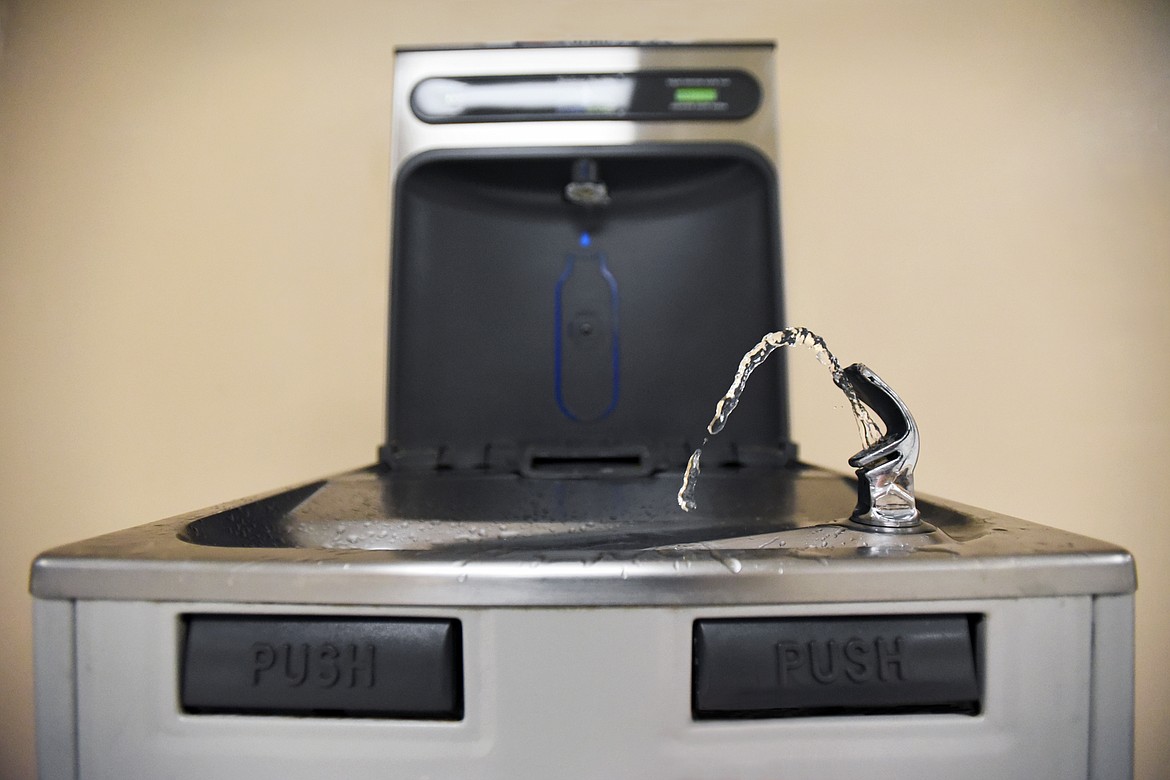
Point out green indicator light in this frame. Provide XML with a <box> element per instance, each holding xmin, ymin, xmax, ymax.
<box><xmin>673</xmin><ymin>87</ymin><xmax>719</xmax><ymax>103</ymax></box>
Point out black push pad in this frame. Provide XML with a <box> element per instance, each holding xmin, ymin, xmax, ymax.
<box><xmin>693</xmin><ymin>615</ymin><xmax>979</xmax><ymax>718</ymax></box>
<box><xmin>182</xmin><ymin>616</ymin><xmax>461</xmax><ymax>719</ymax></box>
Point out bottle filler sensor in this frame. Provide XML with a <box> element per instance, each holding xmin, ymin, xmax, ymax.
<box><xmin>31</xmin><ymin>42</ymin><xmax>1136</xmax><ymax>779</ymax></box>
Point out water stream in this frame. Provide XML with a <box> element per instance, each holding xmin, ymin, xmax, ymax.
<box><xmin>677</xmin><ymin>327</ymin><xmax>881</xmax><ymax>512</ymax></box>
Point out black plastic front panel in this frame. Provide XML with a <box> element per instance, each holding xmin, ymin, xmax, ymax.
<box><xmin>384</xmin><ymin>146</ymin><xmax>788</xmax><ymax>473</ymax></box>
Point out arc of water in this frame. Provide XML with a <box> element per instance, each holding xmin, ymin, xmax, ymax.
<box><xmin>678</xmin><ymin>327</ymin><xmax>882</xmax><ymax>512</ymax></box>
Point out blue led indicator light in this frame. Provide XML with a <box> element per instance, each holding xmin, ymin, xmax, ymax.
<box><xmin>579</xmin><ymin>232</ymin><xmax>591</xmax><ymax>248</ymax></box>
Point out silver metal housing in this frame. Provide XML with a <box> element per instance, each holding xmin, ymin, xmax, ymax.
<box><xmin>390</xmin><ymin>43</ymin><xmax>780</xmax><ymax>179</ymax></box>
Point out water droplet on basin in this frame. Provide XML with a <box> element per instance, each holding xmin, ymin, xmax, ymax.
<box><xmin>710</xmin><ymin>550</ymin><xmax>743</xmax><ymax>573</ymax></box>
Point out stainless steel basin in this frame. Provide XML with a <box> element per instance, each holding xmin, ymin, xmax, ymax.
<box><xmin>30</xmin><ymin>464</ymin><xmax>1132</xmax><ymax>609</ymax></box>
<box><xmin>177</xmin><ymin>466</ymin><xmax>973</xmax><ymax>552</ymax></box>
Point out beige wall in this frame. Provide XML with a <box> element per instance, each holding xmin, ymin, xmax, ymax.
<box><xmin>1</xmin><ymin>0</ymin><xmax>1166</xmax><ymax>775</ymax></box>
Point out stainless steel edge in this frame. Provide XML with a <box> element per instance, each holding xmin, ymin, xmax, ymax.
<box><xmin>30</xmin><ymin>543</ymin><xmax>1135</xmax><ymax>607</ymax></box>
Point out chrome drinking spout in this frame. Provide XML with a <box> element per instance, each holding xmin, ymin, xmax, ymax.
<box><xmin>839</xmin><ymin>363</ymin><xmax>921</xmax><ymax>530</ymax></box>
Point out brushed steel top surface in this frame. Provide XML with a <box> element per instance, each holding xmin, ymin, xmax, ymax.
<box><xmin>31</xmin><ymin>466</ymin><xmax>1135</xmax><ymax>606</ymax></box>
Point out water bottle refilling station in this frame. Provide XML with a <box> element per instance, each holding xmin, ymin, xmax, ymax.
<box><xmin>31</xmin><ymin>42</ymin><xmax>1136</xmax><ymax>779</ymax></box>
